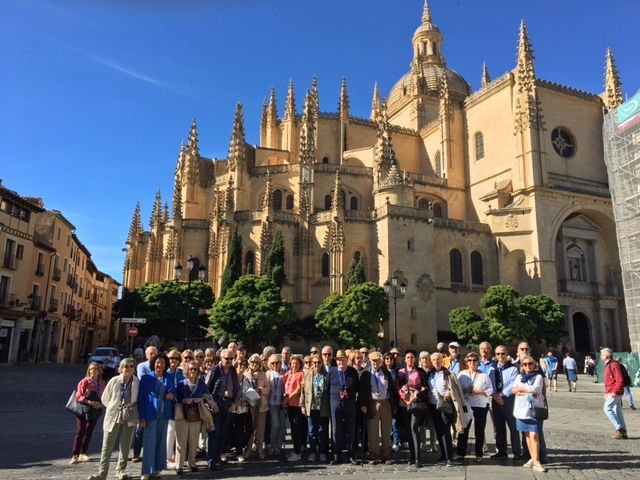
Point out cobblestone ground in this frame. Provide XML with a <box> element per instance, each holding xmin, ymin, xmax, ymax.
<box><xmin>1</xmin><ymin>363</ymin><xmax>638</xmax><ymax>479</ymax></box>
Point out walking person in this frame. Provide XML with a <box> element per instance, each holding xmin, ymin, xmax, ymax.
<box><xmin>563</xmin><ymin>352</ymin><xmax>578</xmax><ymax>392</ymax></box>
<box><xmin>88</xmin><ymin>358</ymin><xmax>140</xmax><ymax>480</ymax></box>
<box><xmin>601</xmin><ymin>348</ymin><xmax>629</xmax><ymax>439</ymax></box>
<box><xmin>70</xmin><ymin>362</ymin><xmax>105</xmax><ymax>465</ymax></box>
<box><xmin>137</xmin><ymin>352</ymin><xmax>175</xmax><ymax>480</ymax></box>
<box><xmin>545</xmin><ymin>351</ymin><xmax>558</xmax><ymax>392</ymax></box>
<box><xmin>456</xmin><ymin>352</ymin><xmax>493</xmax><ymax>462</ymax></box>
<box><xmin>513</xmin><ymin>356</ymin><xmax>546</xmax><ymax>473</ymax></box>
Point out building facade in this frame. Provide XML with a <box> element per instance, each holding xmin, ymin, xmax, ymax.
<box><xmin>123</xmin><ymin>4</ymin><xmax>629</xmax><ymax>352</ymax></box>
<box><xmin>0</xmin><ymin>182</ymin><xmax>120</xmax><ymax>364</ymax></box>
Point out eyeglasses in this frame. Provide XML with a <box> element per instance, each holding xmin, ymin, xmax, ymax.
<box><xmin>223</xmin><ymin>357</ymin><xmax>234</xmax><ymax>361</ymax></box>
<box><xmin>269</xmin><ymin>362</ymin><xmax>281</xmax><ymax>365</ymax></box>
<box><xmin>522</xmin><ymin>362</ymin><xmax>534</xmax><ymax>366</ymax></box>
<box><xmin>124</xmin><ymin>364</ymin><xmax>134</xmax><ymax>369</ymax></box>
<box><xmin>183</xmin><ymin>356</ymin><xmax>193</xmax><ymax>360</ymax></box>
<box><xmin>188</xmin><ymin>367</ymin><xmax>199</xmax><ymax>371</ymax></box>
<box><xmin>466</xmin><ymin>359</ymin><xmax>478</xmax><ymax>363</ymax></box>
<box><xmin>495</xmin><ymin>352</ymin><xmax>506</xmax><ymax>356</ymax></box>
<box><xmin>322</xmin><ymin>352</ymin><xmax>332</xmax><ymax>356</ymax></box>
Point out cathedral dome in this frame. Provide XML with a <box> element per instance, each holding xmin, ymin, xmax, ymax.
<box><xmin>387</xmin><ymin>64</ymin><xmax>471</xmax><ymax>106</ymax></box>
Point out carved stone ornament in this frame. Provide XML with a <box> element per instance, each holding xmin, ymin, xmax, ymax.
<box><xmin>416</xmin><ymin>274</ymin><xmax>434</xmax><ymax>301</ymax></box>
<box><xmin>505</xmin><ymin>214</ymin><xmax>518</xmax><ymax>230</ymax></box>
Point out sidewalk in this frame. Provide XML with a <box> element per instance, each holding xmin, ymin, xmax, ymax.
<box><xmin>0</xmin><ymin>364</ymin><xmax>638</xmax><ymax>479</ymax></box>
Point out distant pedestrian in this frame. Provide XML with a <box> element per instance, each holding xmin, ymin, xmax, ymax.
<box><xmin>615</xmin><ymin>357</ymin><xmax>636</xmax><ymax>410</ymax></box>
<box><xmin>563</xmin><ymin>352</ymin><xmax>578</xmax><ymax>392</ymax></box>
<box><xmin>601</xmin><ymin>348</ymin><xmax>628</xmax><ymax>439</ymax></box>
<box><xmin>544</xmin><ymin>352</ymin><xmax>558</xmax><ymax>392</ymax></box>
<box><xmin>88</xmin><ymin>358</ymin><xmax>140</xmax><ymax>480</ymax></box>
<box><xmin>70</xmin><ymin>362</ymin><xmax>105</xmax><ymax>465</ymax></box>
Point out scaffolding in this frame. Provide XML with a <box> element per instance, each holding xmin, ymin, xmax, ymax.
<box><xmin>603</xmin><ymin>91</ymin><xmax>640</xmax><ymax>353</ymax></box>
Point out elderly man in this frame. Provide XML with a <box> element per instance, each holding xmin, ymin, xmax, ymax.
<box><xmin>443</xmin><ymin>342</ymin><xmax>465</xmax><ymax>374</ymax></box>
<box><xmin>600</xmin><ymin>348</ymin><xmax>628</xmax><ymax>439</ymax></box>
<box><xmin>132</xmin><ymin>346</ymin><xmax>158</xmax><ymax>462</ymax></box>
<box><xmin>327</xmin><ymin>350</ymin><xmax>359</xmax><ymax>465</ymax></box>
<box><xmin>491</xmin><ymin>345</ymin><xmax>521</xmax><ymax>462</ymax></box>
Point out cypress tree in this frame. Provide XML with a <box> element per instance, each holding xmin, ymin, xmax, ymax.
<box><xmin>220</xmin><ymin>228</ymin><xmax>242</xmax><ymax>297</ymax></box>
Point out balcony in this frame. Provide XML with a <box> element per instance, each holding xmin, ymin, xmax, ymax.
<box><xmin>2</xmin><ymin>254</ymin><xmax>18</xmax><ymax>270</ymax></box>
<box><xmin>52</xmin><ymin>267</ymin><xmax>61</xmax><ymax>281</ymax></box>
<box><xmin>29</xmin><ymin>295</ymin><xmax>42</xmax><ymax>310</ymax></box>
<box><xmin>0</xmin><ymin>293</ymin><xmax>18</xmax><ymax>309</ymax></box>
<box><xmin>48</xmin><ymin>298</ymin><xmax>59</xmax><ymax>312</ymax></box>
<box><xmin>63</xmin><ymin>304</ymin><xmax>76</xmax><ymax>319</ymax></box>
<box><xmin>35</xmin><ymin>263</ymin><xmax>45</xmax><ymax>276</ymax></box>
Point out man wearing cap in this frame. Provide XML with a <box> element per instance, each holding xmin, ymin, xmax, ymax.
<box><xmin>358</xmin><ymin>351</ymin><xmax>398</xmax><ymax>464</ymax></box>
<box><xmin>327</xmin><ymin>350</ymin><xmax>359</xmax><ymax>464</ymax></box>
<box><xmin>443</xmin><ymin>342</ymin><xmax>466</xmax><ymax>375</ymax></box>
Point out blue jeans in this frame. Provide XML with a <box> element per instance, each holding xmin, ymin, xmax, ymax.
<box><xmin>141</xmin><ymin>415</ymin><xmax>169</xmax><ymax>475</ymax></box>
<box><xmin>307</xmin><ymin>410</ymin><xmax>329</xmax><ymax>455</ymax></box>
<box><xmin>604</xmin><ymin>394</ymin><xmax>626</xmax><ymax>431</ymax></box>
<box><xmin>208</xmin><ymin>397</ymin><xmax>233</xmax><ymax>465</ymax></box>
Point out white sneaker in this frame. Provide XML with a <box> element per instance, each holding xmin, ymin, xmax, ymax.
<box><xmin>287</xmin><ymin>452</ymin><xmax>301</xmax><ymax>462</ymax></box>
<box><xmin>392</xmin><ymin>443</ymin><xmax>400</xmax><ymax>452</ymax></box>
<box><xmin>523</xmin><ymin>459</ymin><xmax>534</xmax><ymax>468</ymax></box>
<box><xmin>114</xmin><ymin>471</ymin><xmax>128</xmax><ymax>480</ymax></box>
<box><xmin>532</xmin><ymin>462</ymin><xmax>547</xmax><ymax>472</ymax></box>
<box><xmin>78</xmin><ymin>454</ymin><xmax>91</xmax><ymax>462</ymax></box>
<box><xmin>70</xmin><ymin>456</ymin><xmax>79</xmax><ymax>465</ymax></box>
<box><xmin>140</xmin><ymin>475</ymin><xmax>150</xmax><ymax>480</ymax></box>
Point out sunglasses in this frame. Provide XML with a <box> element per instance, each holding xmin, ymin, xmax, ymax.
<box><xmin>183</xmin><ymin>356</ymin><xmax>193</xmax><ymax>360</ymax></box>
<box><xmin>322</xmin><ymin>352</ymin><xmax>332</xmax><ymax>356</ymax></box>
<box><xmin>269</xmin><ymin>362</ymin><xmax>281</xmax><ymax>365</ymax></box>
<box><xmin>466</xmin><ymin>358</ymin><xmax>478</xmax><ymax>362</ymax></box>
<box><xmin>169</xmin><ymin>357</ymin><xmax>180</xmax><ymax>360</ymax></box>
<box><xmin>124</xmin><ymin>364</ymin><xmax>135</xmax><ymax>368</ymax></box>
<box><xmin>188</xmin><ymin>367</ymin><xmax>199</xmax><ymax>371</ymax></box>
<box><xmin>495</xmin><ymin>352</ymin><xmax>507</xmax><ymax>356</ymax></box>
<box><xmin>522</xmin><ymin>362</ymin><xmax>534</xmax><ymax>366</ymax></box>
<box><xmin>304</xmin><ymin>361</ymin><xmax>311</xmax><ymax>364</ymax></box>
<box><xmin>223</xmin><ymin>357</ymin><xmax>234</xmax><ymax>360</ymax></box>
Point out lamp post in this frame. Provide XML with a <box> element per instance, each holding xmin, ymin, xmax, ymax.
<box><xmin>384</xmin><ymin>273</ymin><xmax>407</xmax><ymax>348</ymax></box>
<box><xmin>175</xmin><ymin>256</ymin><xmax>206</xmax><ymax>350</ymax></box>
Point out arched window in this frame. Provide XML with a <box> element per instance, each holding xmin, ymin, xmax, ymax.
<box><xmin>324</xmin><ymin>195</ymin><xmax>332</xmax><ymax>210</ymax></box>
<box><xmin>322</xmin><ymin>156</ymin><xmax>329</xmax><ymax>164</ymax></box>
<box><xmin>474</xmin><ymin>132</ymin><xmax>484</xmax><ymax>161</ymax></box>
<box><xmin>450</xmin><ymin>248</ymin><xmax>463</xmax><ymax>283</ymax></box>
<box><xmin>435</xmin><ymin>151</ymin><xmax>442</xmax><ymax>177</ymax></box>
<box><xmin>350</xmin><ymin>196</ymin><xmax>358</xmax><ymax>211</ymax></box>
<box><xmin>321</xmin><ymin>253</ymin><xmax>330</xmax><ymax>278</ymax></box>
<box><xmin>285</xmin><ymin>194</ymin><xmax>294</xmax><ymax>210</ymax></box>
<box><xmin>273</xmin><ymin>190</ymin><xmax>283</xmax><ymax>211</ymax></box>
<box><xmin>417</xmin><ymin>198</ymin><xmax>430</xmax><ymax>209</ymax></box>
<box><xmin>471</xmin><ymin>250</ymin><xmax>483</xmax><ymax>285</ymax></box>
<box><xmin>244</xmin><ymin>251</ymin><xmax>254</xmax><ymax>275</ymax></box>
<box><xmin>433</xmin><ymin>203</ymin><xmax>443</xmax><ymax>218</ymax></box>
<box><xmin>353</xmin><ymin>251</ymin><xmax>361</xmax><ymax>262</ymax></box>
<box><xmin>567</xmin><ymin>244</ymin><xmax>587</xmax><ymax>282</ymax></box>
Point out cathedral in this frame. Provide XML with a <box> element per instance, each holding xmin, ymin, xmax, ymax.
<box><xmin>123</xmin><ymin>3</ymin><xmax>629</xmax><ymax>352</ymax></box>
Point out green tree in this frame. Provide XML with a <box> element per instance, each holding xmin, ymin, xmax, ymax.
<box><xmin>115</xmin><ymin>280</ymin><xmax>215</xmax><ymax>343</ymax></box>
<box><xmin>263</xmin><ymin>227</ymin><xmax>285</xmax><ymax>288</ymax></box>
<box><xmin>480</xmin><ymin>285</ymin><xmax>535</xmax><ymax>345</ymax></box>
<box><xmin>220</xmin><ymin>228</ymin><xmax>242</xmax><ymax>297</ymax></box>
<box><xmin>315</xmin><ymin>282</ymin><xmax>388</xmax><ymax>347</ymax></box>
<box><xmin>345</xmin><ymin>256</ymin><xmax>366</xmax><ymax>290</ymax></box>
<box><xmin>448</xmin><ymin>306</ymin><xmax>487</xmax><ymax>349</ymax></box>
<box><xmin>519</xmin><ymin>294</ymin><xmax>567</xmax><ymax>347</ymax></box>
<box><xmin>209</xmin><ymin>274</ymin><xmax>295</xmax><ymax>351</ymax></box>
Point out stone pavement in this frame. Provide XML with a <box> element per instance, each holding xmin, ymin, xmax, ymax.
<box><xmin>0</xmin><ymin>363</ymin><xmax>638</xmax><ymax>479</ymax></box>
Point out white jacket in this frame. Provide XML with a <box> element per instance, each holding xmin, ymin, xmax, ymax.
<box><xmin>101</xmin><ymin>374</ymin><xmax>140</xmax><ymax>432</ymax></box>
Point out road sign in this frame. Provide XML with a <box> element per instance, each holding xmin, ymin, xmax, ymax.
<box><xmin>127</xmin><ymin>326</ymin><xmax>139</xmax><ymax>337</ymax></box>
<box><xmin>121</xmin><ymin>317</ymin><xmax>147</xmax><ymax>324</ymax></box>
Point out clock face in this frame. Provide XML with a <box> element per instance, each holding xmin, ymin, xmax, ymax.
<box><xmin>551</xmin><ymin>127</ymin><xmax>576</xmax><ymax>158</ymax></box>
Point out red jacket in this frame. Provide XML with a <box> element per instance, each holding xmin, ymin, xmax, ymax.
<box><xmin>604</xmin><ymin>360</ymin><xmax>625</xmax><ymax>396</ymax></box>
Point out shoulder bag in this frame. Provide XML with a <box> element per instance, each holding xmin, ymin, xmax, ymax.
<box><xmin>66</xmin><ymin>390</ymin><xmax>84</xmax><ymax>417</ymax></box>
<box><xmin>532</xmin><ymin>396</ymin><xmax>549</xmax><ymax>420</ymax></box>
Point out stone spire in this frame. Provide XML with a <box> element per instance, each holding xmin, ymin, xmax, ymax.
<box><xmin>172</xmin><ymin>171</ymin><xmax>183</xmax><ymax>221</ymax></box>
<box><xmin>260</xmin><ymin>97</ymin><xmax>268</xmax><ymax>134</ymax></box>
<box><xmin>604</xmin><ymin>48</ymin><xmax>623</xmax><ymax>109</ymax></box>
<box><xmin>332</xmin><ymin>169</ymin><xmax>343</xmax><ymax>213</ymax></box>
<box><xmin>127</xmin><ymin>202</ymin><xmax>143</xmax><ymax>243</ymax></box>
<box><xmin>267</xmin><ymin>86</ymin><xmax>278</xmax><ymax>126</ymax></box>
<box><xmin>481</xmin><ymin>62</ymin><xmax>491</xmax><ymax>87</ymax></box>
<box><xmin>224</xmin><ymin>174</ymin><xmax>235</xmax><ymax>214</ymax></box>
<box><xmin>370</xmin><ymin>82</ymin><xmax>382</xmax><ymax>121</ymax></box>
<box><xmin>162</xmin><ymin>201</ymin><xmax>169</xmax><ymax>225</ymax></box>
<box><xmin>284</xmin><ymin>79</ymin><xmax>296</xmax><ymax>122</ymax></box>
<box><xmin>261</xmin><ymin>169</ymin><xmax>272</xmax><ymax>211</ymax></box>
<box><xmin>439</xmin><ymin>66</ymin><xmax>451</xmax><ymax>118</ymax></box>
<box><xmin>299</xmin><ymin>90</ymin><xmax>317</xmax><ymax>165</ymax></box>
<box><xmin>339</xmin><ymin>77</ymin><xmax>350</xmax><ymax>120</ymax></box>
<box><xmin>516</xmin><ymin>20</ymin><xmax>536</xmax><ymax>95</ymax></box>
<box><xmin>184</xmin><ymin>120</ymin><xmax>200</xmax><ymax>185</ymax></box>
<box><xmin>412</xmin><ymin>0</ymin><xmax>444</xmax><ymax>67</ymax></box>
<box><xmin>227</xmin><ymin>103</ymin><xmax>246</xmax><ymax>173</ymax></box>
<box><xmin>310</xmin><ymin>76</ymin><xmax>320</xmax><ymax>119</ymax></box>
<box><xmin>373</xmin><ymin>102</ymin><xmax>397</xmax><ymax>188</ymax></box>
<box><xmin>149</xmin><ymin>189</ymin><xmax>162</xmax><ymax>229</ymax></box>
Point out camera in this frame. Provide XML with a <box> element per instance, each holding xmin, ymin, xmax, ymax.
<box><xmin>340</xmin><ymin>389</ymin><xmax>349</xmax><ymax>400</ymax></box>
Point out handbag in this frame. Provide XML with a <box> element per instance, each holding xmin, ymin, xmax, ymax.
<box><xmin>66</xmin><ymin>390</ymin><xmax>84</xmax><ymax>417</ymax></box>
<box><xmin>436</xmin><ymin>394</ymin><xmax>455</xmax><ymax>416</ymax></box>
<box><xmin>244</xmin><ymin>387</ymin><xmax>261</xmax><ymax>407</ymax></box>
<box><xmin>532</xmin><ymin>406</ymin><xmax>548</xmax><ymax>420</ymax></box>
<box><xmin>407</xmin><ymin>401</ymin><xmax>428</xmax><ymax>414</ymax></box>
<box><xmin>185</xmin><ymin>405</ymin><xmax>201</xmax><ymax>422</ymax></box>
<box><xmin>115</xmin><ymin>401</ymin><xmax>138</xmax><ymax>424</ymax></box>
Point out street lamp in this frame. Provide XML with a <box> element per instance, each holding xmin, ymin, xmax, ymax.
<box><xmin>384</xmin><ymin>273</ymin><xmax>407</xmax><ymax>348</ymax></box>
<box><xmin>175</xmin><ymin>256</ymin><xmax>206</xmax><ymax>350</ymax></box>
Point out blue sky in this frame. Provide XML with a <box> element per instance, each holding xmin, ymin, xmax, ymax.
<box><xmin>2</xmin><ymin>0</ymin><xmax>638</xmax><ymax>281</ymax></box>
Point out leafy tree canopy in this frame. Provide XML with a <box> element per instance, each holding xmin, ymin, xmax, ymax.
<box><xmin>448</xmin><ymin>306</ymin><xmax>487</xmax><ymax>350</ymax></box>
<box><xmin>519</xmin><ymin>294</ymin><xmax>567</xmax><ymax>347</ymax></box>
<box><xmin>316</xmin><ymin>282</ymin><xmax>388</xmax><ymax>348</ymax></box>
<box><xmin>345</xmin><ymin>256</ymin><xmax>366</xmax><ymax>290</ymax></box>
<box><xmin>209</xmin><ymin>274</ymin><xmax>295</xmax><ymax>351</ymax></box>
<box><xmin>115</xmin><ymin>280</ymin><xmax>214</xmax><ymax>344</ymax></box>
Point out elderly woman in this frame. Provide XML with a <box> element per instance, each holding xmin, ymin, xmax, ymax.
<box><xmin>175</xmin><ymin>361</ymin><xmax>208</xmax><ymax>474</ymax></box>
<box><xmin>70</xmin><ymin>362</ymin><xmax>105</xmax><ymax>465</ymax></box>
<box><xmin>300</xmin><ymin>353</ymin><xmax>330</xmax><ymax>462</ymax></box>
<box><xmin>138</xmin><ymin>352</ymin><xmax>175</xmax><ymax>480</ymax></box>
<box><xmin>244</xmin><ymin>353</ymin><xmax>270</xmax><ymax>460</ymax></box>
<box><xmin>266</xmin><ymin>354</ymin><xmax>285</xmax><ymax>458</ymax></box>
<box><xmin>418</xmin><ymin>351</ymin><xmax>438</xmax><ymax>453</ymax></box>
<box><xmin>165</xmin><ymin>350</ymin><xmax>184</xmax><ymax>465</ymax></box>
<box><xmin>88</xmin><ymin>358</ymin><xmax>139</xmax><ymax>480</ymax></box>
<box><xmin>456</xmin><ymin>352</ymin><xmax>493</xmax><ymax>462</ymax></box>
<box><xmin>283</xmin><ymin>355</ymin><xmax>305</xmax><ymax>461</ymax></box>
<box><xmin>513</xmin><ymin>356</ymin><xmax>546</xmax><ymax>473</ymax></box>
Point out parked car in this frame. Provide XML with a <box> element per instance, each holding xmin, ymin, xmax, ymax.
<box><xmin>87</xmin><ymin>347</ymin><xmax>120</xmax><ymax>366</ymax></box>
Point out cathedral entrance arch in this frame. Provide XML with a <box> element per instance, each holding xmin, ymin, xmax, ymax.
<box><xmin>572</xmin><ymin>312</ymin><xmax>591</xmax><ymax>353</ymax></box>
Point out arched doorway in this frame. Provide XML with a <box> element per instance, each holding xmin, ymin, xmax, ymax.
<box><xmin>572</xmin><ymin>312</ymin><xmax>591</xmax><ymax>352</ymax></box>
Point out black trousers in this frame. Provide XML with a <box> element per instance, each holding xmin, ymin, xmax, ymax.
<box><xmin>402</xmin><ymin>405</ymin><xmax>428</xmax><ymax>463</ymax></box>
<box><xmin>457</xmin><ymin>405</ymin><xmax>489</xmax><ymax>457</ymax></box>
<box><xmin>428</xmin><ymin>402</ymin><xmax>454</xmax><ymax>462</ymax></box>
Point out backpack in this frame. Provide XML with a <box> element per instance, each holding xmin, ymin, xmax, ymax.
<box><xmin>613</xmin><ymin>361</ymin><xmax>632</xmax><ymax>387</ymax></box>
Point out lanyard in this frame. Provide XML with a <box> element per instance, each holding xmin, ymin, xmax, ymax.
<box><xmin>372</xmin><ymin>371</ymin><xmax>381</xmax><ymax>394</ymax></box>
<box><xmin>338</xmin><ymin>369</ymin><xmax>345</xmax><ymax>391</ymax></box>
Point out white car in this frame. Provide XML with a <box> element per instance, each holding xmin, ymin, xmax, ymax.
<box><xmin>88</xmin><ymin>347</ymin><xmax>120</xmax><ymax>366</ymax></box>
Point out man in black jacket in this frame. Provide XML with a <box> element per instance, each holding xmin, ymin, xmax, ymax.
<box><xmin>358</xmin><ymin>351</ymin><xmax>399</xmax><ymax>464</ymax></box>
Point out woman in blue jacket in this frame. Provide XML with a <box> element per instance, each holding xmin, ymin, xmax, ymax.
<box><xmin>137</xmin><ymin>352</ymin><xmax>175</xmax><ymax>480</ymax></box>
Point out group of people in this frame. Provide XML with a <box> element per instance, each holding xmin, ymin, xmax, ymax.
<box><xmin>68</xmin><ymin>339</ymin><xmax>632</xmax><ymax>479</ymax></box>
